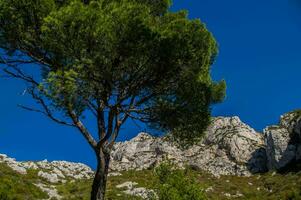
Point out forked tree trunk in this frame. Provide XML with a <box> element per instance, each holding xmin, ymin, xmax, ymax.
<box><xmin>91</xmin><ymin>149</ymin><xmax>110</xmax><ymax>200</ymax></box>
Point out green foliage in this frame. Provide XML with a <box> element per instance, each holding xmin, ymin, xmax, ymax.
<box><xmin>0</xmin><ymin>0</ymin><xmax>225</xmax><ymax>145</ymax></box>
<box><xmin>0</xmin><ymin>163</ymin><xmax>48</xmax><ymax>200</ymax></box>
<box><xmin>56</xmin><ymin>179</ymin><xmax>91</xmax><ymax>200</ymax></box>
<box><xmin>154</xmin><ymin>162</ymin><xmax>207</xmax><ymax>200</ymax></box>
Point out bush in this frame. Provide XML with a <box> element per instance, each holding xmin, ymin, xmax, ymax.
<box><xmin>153</xmin><ymin>162</ymin><xmax>206</xmax><ymax>200</ymax></box>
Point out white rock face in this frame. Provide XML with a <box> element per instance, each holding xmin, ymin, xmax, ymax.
<box><xmin>34</xmin><ymin>183</ymin><xmax>61</xmax><ymax>200</ymax></box>
<box><xmin>0</xmin><ymin>154</ymin><xmax>27</xmax><ymax>174</ymax></box>
<box><xmin>38</xmin><ymin>171</ymin><xmax>60</xmax><ymax>183</ymax></box>
<box><xmin>110</xmin><ymin>117</ymin><xmax>267</xmax><ymax>176</ymax></box>
<box><xmin>108</xmin><ymin>172</ymin><xmax>122</xmax><ymax>177</ymax></box>
<box><xmin>116</xmin><ymin>181</ymin><xmax>157</xmax><ymax>199</ymax></box>
<box><xmin>264</xmin><ymin>111</ymin><xmax>301</xmax><ymax>171</ymax></box>
<box><xmin>116</xmin><ymin>181</ymin><xmax>138</xmax><ymax>189</ymax></box>
<box><xmin>189</xmin><ymin>117</ymin><xmax>267</xmax><ymax>175</ymax></box>
<box><xmin>111</xmin><ymin>132</ymin><xmax>184</xmax><ymax>172</ymax></box>
<box><xmin>0</xmin><ymin>154</ymin><xmax>94</xmax><ymax>181</ymax></box>
<box><xmin>205</xmin><ymin>117</ymin><xmax>264</xmax><ymax>164</ymax></box>
<box><xmin>0</xmin><ymin>154</ymin><xmax>94</xmax><ymax>200</ymax></box>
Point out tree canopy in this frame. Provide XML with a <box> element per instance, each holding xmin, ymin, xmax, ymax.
<box><xmin>0</xmin><ymin>0</ymin><xmax>225</xmax><ymax>147</ymax></box>
<box><xmin>0</xmin><ymin>0</ymin><xmax>225</xmax><ymax>198</ymax></box>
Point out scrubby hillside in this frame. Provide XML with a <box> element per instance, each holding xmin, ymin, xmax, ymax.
<box><xmin>1</xmin><ymin>160</ymin><xmax>301</xmax><ymax>200</ymax></box>
<box><xmin>0</xmin><ymin>163</ymin><xmax>47</xmax><ymax>200</ymax></box>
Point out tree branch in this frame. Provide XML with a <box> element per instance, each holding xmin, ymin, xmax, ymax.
<box><xmin>1</xmin><ymin>51</ymin><xmax>101</xmax><ymax>151</ymax></box>
<box><xmin>107</xmin><ymin>113</ymin><xmax>128</xmax><ymax>149</ymax></box>
<box><xmin>67</xmin><ymin>107</ymin><xmax>98</xmax><ymax>149</ymax></box>
<box><xmin>18</xmin><ymin>104</ymin><xmax>74</xmax><ymax>127</ymax></box>
<box><xmin>97</xmin><ymin>100</ymin><xmax>106</xmax><ymax>140</ymax></box>
<box><xmin>98</xmin><ymin>108</ymin><xmax>115</xmax><ymax>147</ymax></box>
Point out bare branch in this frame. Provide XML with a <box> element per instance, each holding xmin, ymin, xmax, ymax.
<box><xmin>1</xmin><ymin>51</ymin><xmax>99</xmax><ymax>151</ymax></box>
<box><xmin>2</xmin><ymin>64</ymin><xmax>40</xmax><ymax>86</ymax></box>
<box><xmin>0</xmin><ymin>47</ymin><xmax>51</xmax><ymax>67</ymax></box>
<box><xmin>86</xmin><ymin>101</ymin><xmax>98</xmax><ymax>117</ymax></box>
<box><xmin>0</xmin><ymin>59</ymin><xmax>35</xmax><ymax>65</ymax></box>
<box><xmin>1</xmin><ymin>62</ymin><xmax>76</xmax><ymax>127</ymax></box>
<box><xmin>18</xmin><ymin>104</ymin><xmax>74</xmax><ymax>127</ymax></box>
<box><xmin>67</xmin><ymin>107</ymin><xmax>98</xmax><ymax>149</ymax></box>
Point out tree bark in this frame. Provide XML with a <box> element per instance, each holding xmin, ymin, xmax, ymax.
<box><xmin>91</xmin><ymin>148</ymin><xmax>110</xmax><ymax>200</ymax></box>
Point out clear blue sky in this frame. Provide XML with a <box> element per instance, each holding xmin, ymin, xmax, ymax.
<box><xmin>1</xmin><ymin>0</ymin><xmax>301</xmax><ymax>168</ymax></box>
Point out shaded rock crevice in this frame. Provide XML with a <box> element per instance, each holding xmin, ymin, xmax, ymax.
<box><xmin>264</xmin><ymin>110</ymin><xmax>301</xmax><ymax>172</ymax></box>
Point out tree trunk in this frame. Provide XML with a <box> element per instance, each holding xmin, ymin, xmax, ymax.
<box><xmin>91</xmin><ymin>149</ymin><xmax>110</xmax><ymax>200</ymax></box>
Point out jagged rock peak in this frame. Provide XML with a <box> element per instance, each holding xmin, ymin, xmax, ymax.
<box><xmin>205</xmin><ymin>116</ymin><xmax>263</xmax><ymax>144</ymax></box>
<box><xmin>280</xmin><ymin>110</ymin><xmax>301</xmax><ymax>135</ymax></box>
<box><xmin>110</xmin><ymin>116</ymin><xmax>266</xmax><ymax>176</ymax></box>
<box><xmin>264</xmin><ymin>110</ymin><xmax>301</xmax><ymax>171</ymax></box>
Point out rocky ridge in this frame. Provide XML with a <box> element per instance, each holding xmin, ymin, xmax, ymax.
<box><xmin>110</xmin><ymin>116</ymin><xmax>267</xmax><ymax>177</ymax></box>
<box><xmin>110</xmin><ymin>110</ymin><xmax>301</xmax><ymax>176</ymax></box>
<box><xmin>0</xmin><ymin>154</ymin><xmax>156</xmax><ymax>199</ymax></box>
<box><xmin>0</xmin><ymin>154</ymin><xmax>94</xmax><ymax>199</ymax></box>
<box><xmin>1</xmin><ymin>110</ymin><xmax>301</xmax><ymax>198</ymax></box>
<box><xmin>0</xmin><ymin>154</ymin><xmax>94</xmax><ymax>182</ymax></box>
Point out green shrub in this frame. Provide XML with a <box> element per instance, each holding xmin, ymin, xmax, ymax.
<box><xmin>153</xmin><ymin>162</ymin><xmax>206</xmax><ymax>200</ymax></box>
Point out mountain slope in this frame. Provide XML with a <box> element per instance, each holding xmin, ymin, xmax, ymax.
<box><xmin>1</xmin><ymin>111</ymin><xmax>301</xmax><ymax>199</ymax></box>
<box><xmin>1</xmin><ymin>159</ymin><xmax>301</xmax><ymax>200</ymax></box>
<box><xmin>0</xmin><ymin>163</ymin><xmax>48</xmax><ymax>200</ymax></box>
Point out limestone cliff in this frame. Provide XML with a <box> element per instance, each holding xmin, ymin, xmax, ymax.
<box><xmin>2</xmin><ymin>110</ymin><xmax>301</xmax><ymax>183</ymax></box>
<box><xmin>110</xmin><ymin>110</ymin><xmax>301</xmax><ymax>176</ymax></box>
<box><xmin>264</xmin><ymin>111</ymin><xmax>301</xmax><ymax>171</ymax></box>
<box><xmin>110</xmin><ymin>116</ymin><xmax>267</xmax><ymax>176</ymax></box>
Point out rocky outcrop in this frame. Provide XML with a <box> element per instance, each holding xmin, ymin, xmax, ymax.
<box><xmin>116</xmin><ymin>181</ymin><xmax>157</xmax><ymax>199</ymax></box>
<box><xmin>34</xmin><ymin>183</ymin><xmax>62</xmax><ymax>200</ymax></box>
<box><xmin>264</xmin><ymin>111</ymin><xmax>301</xmax><ymax>171</ymax></box>
<box><xmin>189</xmin><ymin>117</ymin><xmax>267</xmax><ymax>175</ymax></box>
<box><xmin>110</xmin><ymin>116</ymin><xmax>267</xmax><ymax>176</ymax></box>
<box><xmin>2</xmin><ymin>110</ymin><xmax>301</xmax><ymax>182</ymax></box>
<box><xmin>0</xmin><ymin>154</ymin><xmax>94</xmax><ymax>199</ymax></box>
<box><xmin>0</xmin><ymin>154</ymin><xmax>28</xmax><ymax>174</ymax></box>
<box><xmin>0</xmin><ymin>154</ymin><xmax>94</xmax><ymax>182</ymax></box>
<box><xmin>110</xmin><ymin>132</ymin><xmax>183</xmax><ymax>171</ymax></box>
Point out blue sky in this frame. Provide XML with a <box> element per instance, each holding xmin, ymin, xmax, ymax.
<box><xmin>1</xmin><ymin>0</ymin><xmax>301</xmax><ymax>168</ymax></box>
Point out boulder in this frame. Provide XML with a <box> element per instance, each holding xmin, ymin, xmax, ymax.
<box><xmin>116</xmin><ymin>181</ymin><xmax>157</xmax><ymax>199</ymax></box>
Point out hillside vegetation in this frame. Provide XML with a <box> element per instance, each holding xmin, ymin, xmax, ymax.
<box><xmin>0</xmin><ymin>163</ymin><xmax>48</xmax><ymax>200</ymax></box>
<box><xmin>1</xmin><ymin>162</ymin><xmax>301</xmax><ymax>200</ymax></box>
